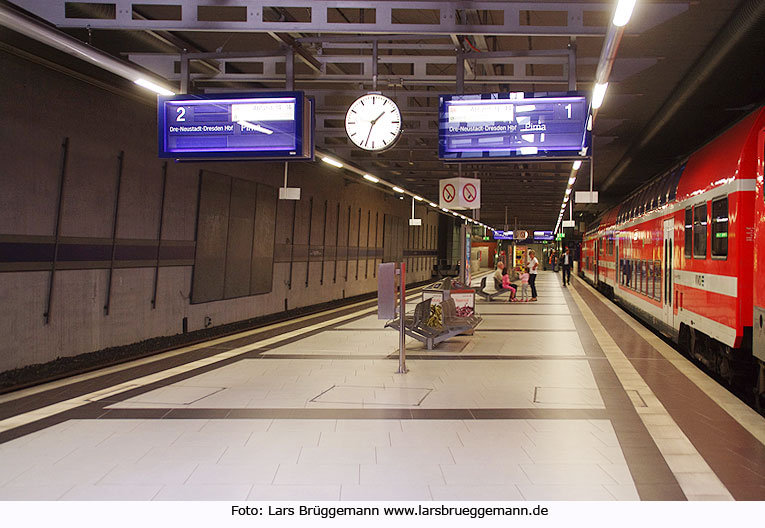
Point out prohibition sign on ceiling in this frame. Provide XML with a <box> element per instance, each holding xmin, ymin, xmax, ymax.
<box><xmin>463</xmin><ymin>183</ymin><xmax>477</xmax><ymax>203</ymax></box>
<box><xmin>442</xmin><ymin>183</ymin><xmax>456</xmax><ymax>203</ymax></box>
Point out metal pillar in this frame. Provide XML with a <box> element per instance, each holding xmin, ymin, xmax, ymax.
<box><xmin>397</xmin><ymin>262</ymin><xmax>407</xmax><ymax>374</ymax></box>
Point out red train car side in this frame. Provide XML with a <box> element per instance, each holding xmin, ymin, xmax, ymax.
<box><xmin>582</xmin><ymin>108</ymin><xmax>765</xmax><ymax>406</ymax></box>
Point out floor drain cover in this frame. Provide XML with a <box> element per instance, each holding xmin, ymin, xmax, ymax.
<box><xmin>311</xmin><ymin>385</ymin><xmax>432</xmax><ymax>406</ymax></box>
<box><xmin>533</xmin><ymin>386</ymin><xmax>604</xmax><ymax>406</ymax></box>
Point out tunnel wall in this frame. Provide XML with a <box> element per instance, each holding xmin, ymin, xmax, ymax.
<box><xmin>0</xmin><ymin>50</ymin><xmax>439</xmax><ymax>373</ymax></box>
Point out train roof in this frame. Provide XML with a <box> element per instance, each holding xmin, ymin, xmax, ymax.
<box><xmin>586</xmin><ymin>106</ymin><xmax>765</xmax><ymax>236</ymax></box>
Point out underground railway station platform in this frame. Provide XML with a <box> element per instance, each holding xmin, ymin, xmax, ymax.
<box><xmin>1</xmin><ymin>271</ymin><xmax>763</xmax><ymax>502</ymax></box>
<box><xmin>3</xmin><ymin>0</ymin><xmax>765</xmax><ymax>520</ymax></box>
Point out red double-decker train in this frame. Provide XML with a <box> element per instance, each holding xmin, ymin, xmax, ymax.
<box><xmin>581</xmin><ymin>107</ymin><xmax>765</xmax><ymax>409</ymax></box>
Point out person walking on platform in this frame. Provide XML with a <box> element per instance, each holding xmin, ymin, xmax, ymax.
<box><xmin>561</xmin><ymin>247</ymin><xmax>572</xmax><ymax>286</ymax></box>
<box><xmin>528</xmin><ymin>250</ymin><xmax>539</xmax><ymax>301</ymax></box>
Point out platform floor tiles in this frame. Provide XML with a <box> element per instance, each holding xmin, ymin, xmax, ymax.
<box><xmin>0</xmin><ymin>271</ymin><xmax>762</xmax><ymax>501</ymax></box>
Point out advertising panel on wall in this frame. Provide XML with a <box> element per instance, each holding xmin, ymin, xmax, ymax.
<box><xmin>438</xmin><ymin>91</ymin><xmax>590</xmax><ymax>161</ymax></box>
<box><xmin>158</xmin><ymin>91</ymin><xmax>314</xmax><ymax>160</ymax></box>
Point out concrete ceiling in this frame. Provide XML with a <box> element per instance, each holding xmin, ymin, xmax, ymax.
<box><xmin>3</xmin><ymin>0</ymin><xmax>764</xmax><ymax>232</ymax></box>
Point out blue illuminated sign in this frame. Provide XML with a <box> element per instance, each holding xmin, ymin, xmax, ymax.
<box><xmin>493</xmin><ymin>230</ymin><xmax>514</xmax><ymax>240</ymax></box>
<box><xmin>158</xmin><ymin>91</ymin><xmax>313</xmax><ymax>160</ymax></box>
<box><xmin>534</xmin><ymin>230</ymin><xmax>554</xmax><ymax>241</ymax></box>
<box><xmin>438</xmin><ymin>92</ymin><xmax>590</xmax><ymax>161</ymax></box>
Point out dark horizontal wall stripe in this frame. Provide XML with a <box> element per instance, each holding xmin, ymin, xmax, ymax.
<box><xmin>273</xmin><ymin>244</ymin><xmax>390</xmax><ymax>264</ymax></box>
<box><xmin>0</xmin><ymin>242</ymin><xmax>55</xmax><ymax>262</ymax></box>
<box><xmin>404</xmin><ymin>249</ymin><xmax>438</xmax><ymax>257</ymax></box>
<box><xmin>0</xmin><ymin>237</ymin><xmax>195</xmax><ymax>271</ymax></box>
<box><xmin>56</xmin><ymin>243</ymin><xmax>112</xmax><ymax>261</ymax></box>
<box><xmin>115</xmin><ymin>245</ymin><xmax>158</xmax><ymax>261</ymax></box>
<box><xmin>159</xmin><ymin>245</ymin><xmax>196</xmax><ymax>260</ymax></box>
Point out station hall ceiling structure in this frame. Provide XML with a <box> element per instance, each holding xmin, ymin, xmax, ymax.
<box><xmin>2</xmin><ymin>0</ymin><xmax>765</xmax><ymax>232</ymax></box>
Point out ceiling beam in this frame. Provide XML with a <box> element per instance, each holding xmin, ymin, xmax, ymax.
<box><xmin>11</xmin><ymin>1</ymin><xmax>689</xmax><ymax>36</ymax></box>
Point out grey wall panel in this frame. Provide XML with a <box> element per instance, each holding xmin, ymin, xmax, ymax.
<box><xmin>192</xmin><ymin>171</ymin><xmax>231</xmax><ymax>303</ymax></box>
<box><xmin>224</xmin><ymin>178</ymin><xmax>257</xmax><ymax>299</ymax></box>
<box><xmin>251</xmin><ymin>183</ymin><xmax>277</xmax><ymax>295</ymax></box>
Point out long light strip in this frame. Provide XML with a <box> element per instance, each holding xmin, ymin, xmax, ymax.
<box><xmin>321</xmin><ymin>156</ymin><xmax>344</xmax><ymax>168</ymax></box>
<box><xmin>613</xmin><ymin>0</ymin><xmax>637</xmax><ymax>27</ymax></box>
<box><xmin>592</xmin><ymin>82</ymin><xmax>609</xmax><ymax>110</ymax></box>
<box><xmin>315</xmin><ymin>148</ymin><xmax>498</xmax><ymax>231</ymax></box>
<box><xmin>134</xmin><ymin>78</ymin><xmax>175</xmax><ymax>96</ymax></box>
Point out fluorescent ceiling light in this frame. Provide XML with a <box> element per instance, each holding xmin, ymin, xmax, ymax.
<box><xmin>134</xmin><ymin>78</ymin><xmax>175</xmax><ymax>96</ymax></box>
<box><xmin>414</xmin><ymin>195</ymin><xmax>424</xmax><ymax>201</ymax></box>
<box><xmin>429</xmin><ymin>202</ymin><xmax>438</xmax><ymax>207</ymax></box>
<box><xmin>322</xmin><ymin>157</ymin><xmax>343</xmax><ymax>168</ymax></box>
<box><xmin>564</xmin><ymin>196</ymin><xmax>569</xmax><ymax>203</ymax></box>
<box><xmin>565</xmin><ymin>188</ymin><xmax>572</xmax><ymax>195</ymax></box>
<box><xmin>441</xmin><ymin>208</ymin><xmax>449</xmax><ymax>212</ymax></box>
<box><xmin>363</xmin><ymin>174</ymin><xmax>379</xmax><ymax>183</ymax></box>
<box><xmin>592</xmin><ymin>82</ymin><xmax>608</xmax><ymax>110</ymax></box>
<box><xmin>587</xmin><ymin>115</ymin><xmax>593</xmax><ymax>131</ymax></box>
<box><xmin>568</xmin><ymin>177</ymin><xmax>576</xmax><ymax>185</ymax></box>
<box><xmin>572</xmin><ymin>160</ymin><xmax>582</xmax><ymax>171</ymax></box>
<box><xmin>392</xmin><ymin>186</ymin><xmax>404</xmax><ymax>193</ymax></box>
<box><xmin>613</xmin><ymin>0</ymin><xmax>637</xmax><ymax>27</ymax></box>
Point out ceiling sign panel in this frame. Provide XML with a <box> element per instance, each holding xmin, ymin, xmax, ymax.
<box><xmin>438</xmin><ymin>91</ymin><xmax>590</xmax><ymax>161</ymax></box>
<box><xmin>158</xmin><ymin>91</ymin><xmax>313</xmax><ymax>161</ymax></box>
<box><xmin>439</xmin><ymin>177</ymin><xmax>481</xmax><ymax>210</ymax></box>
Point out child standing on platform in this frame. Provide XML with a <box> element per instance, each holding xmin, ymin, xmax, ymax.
<box><xmin>520</xmin><ymin>267</ymin><xmax>531</xmax><ymax>302</ymax></box>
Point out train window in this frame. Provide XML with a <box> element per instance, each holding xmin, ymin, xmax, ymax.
<box><xmin>693</xmin><ymin>203</ymin><xmax>708</xmax><ymax>258</ymax></box>
<box><xmin>654</xmin><ymin>260</ymin><xmax>662</xmax><ymax>300</ymax></box>
<box><xmin>656</xmin><ymin>174</ymin><xmax>669</xmax><ymax>207</ymax></box>
<box><xmin>641</xmin><ymin>261</ymin><xmax>648</xmax><ymax>295</ymax></box>
<box><xmin>646</xmin><ymin>183</ymin><xmax>656</xmax><ymax>212</ymax></box>
<box><xmin>684</xmin><ymin>208</ymin><xmax>692</xmax><ymax>259</ymax></box>
<box><xmin>646</xmin><ymin>261</ymin><xmax>652</xmax><ymax>297</ymax></box>
<box><xmin>711</xmin><ymin>197</ymin><xmax>728</xmax><ymax>258</ymax></box>
<box><xmin>668</xmin><ymin>165</ymin><xmax>684</xmax><ymax>202</ymax></box>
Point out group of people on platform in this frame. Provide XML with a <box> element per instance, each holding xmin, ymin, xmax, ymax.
<box><xmin>492</xmin><ymin>250</ymin><xmax>538</xmax><ymax>302</ymax></box>
<box><xmin>492</xmin><ymin>247</ymin><xmax>573</xmax><ymax>302</ymax></box>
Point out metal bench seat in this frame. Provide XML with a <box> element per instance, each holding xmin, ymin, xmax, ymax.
<box><xmin>385</xmin><ymin>297</ymin><xmax>481</xmax><ymax>350</ymax></box>
<box><xmin>475</xmin><ymin>275</ymin><xmax>508</xmax><ymax>301</ymax></box>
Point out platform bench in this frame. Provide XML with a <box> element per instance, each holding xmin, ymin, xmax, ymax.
<box><xmin>385</xmin><ymin>298</ymin><xmax>482</xmax><ymax>350</ymax></box>
<box><xmin>475</xmin><ymin>275</ymin><xmax>509</xmax><ymax>302</ymax></box>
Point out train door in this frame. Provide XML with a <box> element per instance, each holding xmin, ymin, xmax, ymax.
<box><xmin>663</xmin><ymin>218</ymin><xmax>674</xmax><ymax>326</ymax></box>
<box><xmin>594</xmin><ymin>240</ymin><xmax>600</xmax><ymax>285</ymax></box>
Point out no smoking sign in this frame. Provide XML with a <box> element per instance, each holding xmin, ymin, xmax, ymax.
<box><xmin>439</xmin><ymin>177</ymin><xmax>481</xmax><ymax>210</ymax></box>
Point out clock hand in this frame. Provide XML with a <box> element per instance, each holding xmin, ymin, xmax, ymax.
<box><xmin>364</xmin><ymin>122</ymin><xmax>374</xmax><ymax>146</ymax></box>
<box><xmin>370</xmin><ymin>111</ymin><xmax>386</xmax><ymax>125</ymax></box>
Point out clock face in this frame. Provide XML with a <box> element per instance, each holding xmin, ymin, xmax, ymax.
<box><xmin>345</xmin><ymin>94</ymin><xmax>402</xmax><ymax>151</ymax></box>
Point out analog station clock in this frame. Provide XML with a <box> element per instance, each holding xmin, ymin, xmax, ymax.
<box><xmin>344</xmin><ymin>93</ymin><xmax>402</xmax><ymax>151</ymax></box>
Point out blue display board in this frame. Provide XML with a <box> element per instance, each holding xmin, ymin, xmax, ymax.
<box><xmin>158</xmin><ymin>91</ymin><xmax>313</xmax><ymax>160</ymax></box>
<box><xmin>534</xmin><ymin>230</ymin><xmax>554</xmax><ymax>241</ymax></box>
<box><xmin>439</xmin><ymin>92</ymin><xmax>590</xmax><ymax>161</ymax></box>
<box><xmin>493</xmin><ymin>230</ymin><xmax>514</xmax><ymax>240</ymax></box>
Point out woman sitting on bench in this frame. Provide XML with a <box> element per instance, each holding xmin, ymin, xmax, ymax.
<box><xmin>501</xmin><ymin>268</ymin><xmax>519</xmax><ymax>302</ymax></box>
